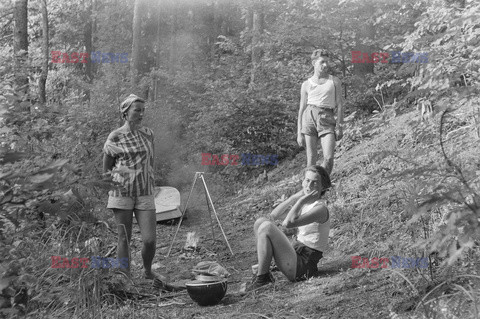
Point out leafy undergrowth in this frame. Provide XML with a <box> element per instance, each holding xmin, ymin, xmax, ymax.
<box><xmin>2</xmin><ymin>106</ymin><xmax>479</xmax><ymax>319</ymax></box>
<box><xmin>96</xmin><ymin>107</ymin><xmax>478</xmax><ymax>318</ymax></box>
<box><xmin>149</xmin><ymin>105</ymin><xmax>478</xmax><ymax>319</ymax></box>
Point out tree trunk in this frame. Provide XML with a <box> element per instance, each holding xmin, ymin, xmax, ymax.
<box><xmin>154</xmin><ymin>1</ymin><xmax>169</xmax><ymax>101</ymax></box>
<box><xmin>353</xmin><ymin>21</ymin><xmax>375</xmax><ymax>77</ymax></box>
<box><xmin>168</xmin><ymin>4</ymin><xmax>178</xmax><ymax>75</ymax></box>
<box><xmin>38</xmin><ymin>0</ymin><xmax>48</xmax><ymax>105</ymax></box>
<box><xmin>209</xmin><ymin>0</ymin><xmax>221</xmax><ymax>60</ymax></box>
<box><xmin>84</xmin><ymin>0</ymin><xmax>94</xmax><ymax>90</ymax></box>
<box><xmin>244</xmin><ymin>6</ymin><xmax>253</xmax><ymax>50</ymax></box>
<box><xmin>250</xmin><ymin>5</ymin><xmax>264</xmax><ymax>89</ymax></box>
<box><xmin>220</xmin><ymin>0</ymin><xmax>232</xmax><ymax>36</ymax></box>
<box><xmin>251</xmin><ymin>10</ymin><xmax>264</xmax><ymax>65</ymax></box>
<box><xmin>13</xmin><ymin>0</ymin><xmax>29</xmax><ymax>103</ymax></box>
<box><xmin>154</xmin><ymin>7</ymin><xmax>161</xmax><ymax>101</ymax></box>
<box><xmin>131</xmin><ymin>0</ymin><xmax>144</xmax><ymax>85</ymax></box>
<box><xmin>337</xmin><ymin>24</ymin><xmax>347</xmax><ymax>99</ymax></box>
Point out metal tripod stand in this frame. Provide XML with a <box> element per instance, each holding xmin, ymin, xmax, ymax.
<box><xmin>166</xmin><ymin>172</ymin><xmax>234</xmax><ymax>257</ymax></box>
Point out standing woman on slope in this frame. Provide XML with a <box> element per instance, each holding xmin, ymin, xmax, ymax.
<box><xmin>103</xmin><ymin>94</ymin><xmax>162</xmax><ymax>283</ymax></box>
<box><xmin>297</xmin><ymin>49</ymin><xmax>344</xmax><ymax>175</ymax></box>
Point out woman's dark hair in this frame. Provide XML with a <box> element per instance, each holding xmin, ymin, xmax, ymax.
<box><xmin>304</xmin><ymin>165</ymin><xmax>332</xmax><ymax>196</ymax></box>
<box><xmin>311</xmin><ymin>49</ymin><xmax>329</xmax><ymax>61</ymax></box>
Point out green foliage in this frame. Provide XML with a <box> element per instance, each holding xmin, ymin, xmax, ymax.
<box><xmin>1</xmin><ymin>0</ymin><xmax>479</xmax><ymax>316</ymax></box>
<box><xmin>393</xmin><ymin>0</ymin><xmax>480</xmax><ymax>265</ymax></box>
<box><xmin>0</xmin><ymin>78</ymin><xmax>121</xmax><ymax>316</ymax></box>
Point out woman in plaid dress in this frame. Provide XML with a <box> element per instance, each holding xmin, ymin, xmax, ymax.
<box><xmin>103</xmin><ymin>94</ymin><xmax>162</xmax><ymax>283</ymax></box>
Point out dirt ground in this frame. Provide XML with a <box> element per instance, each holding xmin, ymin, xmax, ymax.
<box><xmin>118</xmin><ymin>205</ymin><xmax>407</xmax><ymax>319</ymax></box>
<box><xmin>103</xmin><ymin>110</ymin><xmax>476</xmax><ymax>318</ymax></box>
<box><xmin>118</xmin><ymin>183</ymin><xmax>408</xmax><ymax>319</ymax></box>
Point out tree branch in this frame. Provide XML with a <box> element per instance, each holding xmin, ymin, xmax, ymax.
<box><xmin>0</xmin><ymin>33</ymin><xmax>13</xmax><ymax>42</ymax></box>
<box><xmin>439</xmin><ymin>109</ymin><xmax>479</xmax><ymax>214</ymax></box>
<box><xmin>0</xmin><ymin>9</ymin><xmax>13</xmax><ymax>20</ymax></box>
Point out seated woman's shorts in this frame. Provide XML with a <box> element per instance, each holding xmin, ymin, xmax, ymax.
<box><xmin>301</xmin><ymin>105</ymin><xmax>336</xmax><ymax>138</ymax></box>
<box><xmin>107</xmin><ymin>193</ymin><xmax>155</xmax><ymax>211</ymax></box>
<box><xmin>293</xmin><ymin>241</ymin><xmax>323</xmax><ymax>281</ymax></box>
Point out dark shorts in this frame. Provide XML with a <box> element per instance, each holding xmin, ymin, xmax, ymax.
<box><xmin>301</xmin><ymin>105</ymin><xmax>336</xmax><ymax>138</ymax></box>
<box><xmin>294</xmin><ymin>241</ymin><xmax>323</xmax><ymax>281</ymax></box>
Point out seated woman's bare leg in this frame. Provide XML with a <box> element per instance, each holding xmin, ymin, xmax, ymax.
<box><xmin>254</xmin><ymin>219</ymin><xmax>297</xmax><ymax>281</ymax></box>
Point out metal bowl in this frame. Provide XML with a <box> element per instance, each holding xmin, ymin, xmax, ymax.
<box><xmin>185</xmin><ymin>280</ymin><xmax>228</xmax><ymax>306</ymax></box>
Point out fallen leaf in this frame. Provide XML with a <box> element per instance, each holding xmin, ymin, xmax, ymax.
<box><xmin>0</xmin><ymin>277</ymin><xmax>11</xmax><ymax>291</ymax></box>
<box><xmin>29</xmin><ymin>173</ymin><xmax>54</xmax><ymax>184</ymax></box>
<box><xmin>0</xmin><ymin>152</ymin><xmax>28</xmax><ymax>164</ymax></box>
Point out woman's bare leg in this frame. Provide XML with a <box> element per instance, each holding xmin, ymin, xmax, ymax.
<box><xmin>134</xmin><ymin>209</ymin><xmax>158</xmax><ymax>279</ymax></box>
<box><xmin>254</xmin><ymin>218</ymin><xmax>297</xmax><ymax>281</ymax></box>
<box><xmin>113</xmin><ymin>209</ymin><xmax>134</xmax><ymax>278</ymax></box>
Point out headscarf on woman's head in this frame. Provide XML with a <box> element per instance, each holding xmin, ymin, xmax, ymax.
<box><xmin>119</xmin><ymin>94</ymin><xmax>145</xmax><ymax>118</ymax></box>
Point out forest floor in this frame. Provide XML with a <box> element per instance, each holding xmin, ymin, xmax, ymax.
<box><xmin>97</xmin><ymin>108</ymin><xmax>478</xmax><ymax>319</ymax></box>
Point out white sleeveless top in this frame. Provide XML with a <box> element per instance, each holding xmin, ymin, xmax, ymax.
<box><xmin>296</xmin><ymin>199</ymin><xmax>330</xmax><ymax>252</ymax></box>
<box><xmin>306</xmin><ymin>75</ymin><xmax>336</xmax><ymax>109</ymax></box>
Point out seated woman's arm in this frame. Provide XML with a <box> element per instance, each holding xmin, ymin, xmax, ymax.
<box><xmin>269</xmin><ymin>190</ymin><xmax>304</xmax><ymax>221</ymax></box>
<box><xmin>282</xmin><ymin>192</ymin><xmax>328</xmax><ymax>228</ymax></box>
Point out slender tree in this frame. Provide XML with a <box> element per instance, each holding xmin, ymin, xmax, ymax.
<box><xmin>353</xmin><ymin>21</ymin><xmax>375</xmax><ymax>76</ymax></box>
<box><xmin>131</xmin><ymin>0</ymin><xmax>144</xmax><ymax>85</ymax></box>
<box><xmin>154</xmin><ymin>4</ymin><xmax>162</xmax><ymax>101</ymax></box>
<box><xmin>250</xmin><ymin>2</ymin><xmax>264</xmax><ymax>89</ymax></box>
<box><xmin>38</xmin><ymin>0</ymin><xmax>48</xmax><ymax>105</ymax></box>
<box><xmin>244</xmin><ymin>5</ymin><xmax>253</xmax><ymax>50</ymax></box>
<box><xmin>13</xmin><ymin>0</ymin><xmax>29</xmax><ymax>103</ymax></box>
<box><xmin>168</xmin><ymin>2</ymin><xmax>178</xmax><ymax>76</ymax></box>
<box><xmin>208</xmin><ymin>0</ymin><xmax>225</xmax><ymax>61</ymax></box>
<box><xmin>84</xmin><ymin>0</ymin><xmax>94</xmax><ymax>87</ymax></box>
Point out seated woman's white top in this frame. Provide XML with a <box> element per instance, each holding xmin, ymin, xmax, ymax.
<box><xmin>297</xmin><ymin>199</ymin><xmax>330</xmax><ymax>252</ymax></box>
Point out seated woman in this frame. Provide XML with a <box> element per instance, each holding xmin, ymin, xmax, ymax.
<box><xmin>248</xmin><ymin>165</ymin><xmax>331</xmax><ymax>290</ymax></box>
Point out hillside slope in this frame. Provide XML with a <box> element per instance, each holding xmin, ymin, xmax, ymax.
<box><xmin>104</xmin><ymin>107</ymin><xmax>479</xmax><ymax>319</ymax></box>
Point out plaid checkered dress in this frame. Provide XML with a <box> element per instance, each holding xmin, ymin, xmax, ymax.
<box><xmin>104</xmin><ymin>126</ymin><xmax>155</xmax><ymax>197</ymax></box>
